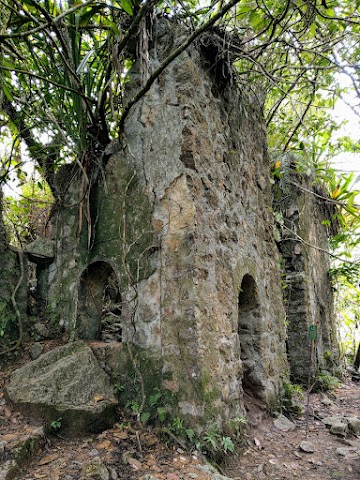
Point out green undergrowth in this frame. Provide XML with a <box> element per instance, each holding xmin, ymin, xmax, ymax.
<box><xmin>113</xmin><ymin>382</ymin><xmax>247</xmax><ymax>462</ymax></box>
<box><xmin>312</xmin><ymin>370</ymin><xmax>342</xmax><ymax>392</ymax></box>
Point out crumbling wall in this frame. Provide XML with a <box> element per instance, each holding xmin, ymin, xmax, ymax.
<box><xmin>274</xmin><ymin>168</ymin><xmax>339</xmax><ymax>383</ymax></box>
<box><xmin>0</xmin><ymin>188</ymin><xmax>27</xmax><ymax>342</ymax></box>
<box><xmin>47</xmin><ymin>23</ymin><xmax>289</xmax><ymax>429</ymax></box>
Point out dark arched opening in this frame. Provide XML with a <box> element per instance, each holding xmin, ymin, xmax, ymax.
<box><xmin>77</xmin><ymin>261</ymin><xmax>122</xmax><ymax>341</ymax></box>
<box><xmin>238</xmin><ymin>274</ymin><xmax>264</xmax><ymax>399</ymax></box>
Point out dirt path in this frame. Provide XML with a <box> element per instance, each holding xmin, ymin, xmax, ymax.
<box><xmin>224</xmin><ymin>382</ymin><xmax>360</xmax><ymax>480</ymax></box>
<box><xmin>1</xmin><ymin>350</ymin><xmax>359</xmax><ymax>480</ymax></box>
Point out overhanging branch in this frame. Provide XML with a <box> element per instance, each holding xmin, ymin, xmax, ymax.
<box><xmin>118</xmin><ymin>0</ymin><xmax>242</xmax><ymax>134</ymax></box>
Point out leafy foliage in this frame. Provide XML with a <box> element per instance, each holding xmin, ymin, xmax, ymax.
<box><xmin>313</xmin><ymin>370</ymin><xmax>341</xmax><ymax>392</ymax></box>
<box><xmin>3</xmin><ymin>179</ymin><xmax>53</xmax><ymax>245</ymax></box>
<box><xmin>1</xmin><ymin>1</ymin><xmax>360</xmax><ymax>194</ymax></box>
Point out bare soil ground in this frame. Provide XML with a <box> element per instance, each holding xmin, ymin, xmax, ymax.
<box><xmin>224</xmin><ymin>384</ymin><xmax>360</xmax><ymax>480</ymax></box>
<box><xmin>1</xmin><ymin>342</ymin><xmax>359</xmax><ymax>480</ymax></box>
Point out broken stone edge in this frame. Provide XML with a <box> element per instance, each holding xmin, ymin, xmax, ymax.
<box><xmin>0</xmin><ymin>429</ymin><xmax>44</xmax><ymax>480</ymax></box>
<box><xmin>4</xmin><ymin>401</ymin><xmax>117</xmax><ymax>438</ymax></box>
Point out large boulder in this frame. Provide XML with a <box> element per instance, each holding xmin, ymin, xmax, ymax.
<box><xmin>5</xmin><ymin>342</ymin><xmax>117</xmax><ymax>436</ymax></box>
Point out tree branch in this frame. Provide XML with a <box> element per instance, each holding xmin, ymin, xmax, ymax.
<box><xmin>1</xmin><ymin>98</ymin><xmax>58</xmax><ymax>194</ymax></box>
<box><xmin>0</xmin><ymin>0</ymin><xmax>95</xmax><ymax>39</ymax></box>
<box><xmin>118</xmin><ymin>0</ymin><xmax>243</xmax><ymax>133</ymax></box>
<box><xmin>0</xmin><ymin>65</ymin><xmax>95</xmax><ymax>101</ymax></box>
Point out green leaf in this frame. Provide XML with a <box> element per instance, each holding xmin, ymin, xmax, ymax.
<box><xmin>140</xmin><ymin>412</ymin><xmax>150</xmax><ymax>423</ymax></box>
<box><xmin>2</xmin><ymin>81</ymin><xmax>14</xmax><ymax>102</ymax></box>
<box><xmin>309</xmin><ymin>23</ymin><xmax>317</xmax><ymax>38</ymax></box>
<box><xmin>149</xmin><ymin>391</ymin><xmax>162</xmax><ymax>407</ymax></box>
<box><xmin>325</xmin><ymin>8</ymin><xmax>336</xmax><ymax>16</ymax></box>
<box><xmin>237</xmin><ymin>5</ymin><xmax>254</xmax><ymax>15</ymax></box>
<box><xmin>79</xmin><ymin>5</ymin><xmax>103</xmax><ymax>26</ymax></box>
<box><xmin>221</xmin><ymin>436</ymin><xmax>235</xmax><ymax>453</ymax></box>
<box><xmin>118</xmin><ymin>0</ymin><xmax>133</xmax><ymax>16</ymax></box>
<box><xmin>249</xmin><ymin>10</ymin><xmax>265</xmax><ymax>30</ymax></box>
<box><xmin>156</xmin><ymin>406</ymin><xmax>167</xmax><ymax>422</ymax></box>
<box><xmin>186</xmin><ymin>428</ymin><xmax>196</xmax><ymax>442</ymax></box>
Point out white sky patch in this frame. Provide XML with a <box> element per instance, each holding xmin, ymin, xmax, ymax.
<box><xmin>331</xmin><ymin>74</ymin><xmax>360</xmax><ymax>179</ymax></box>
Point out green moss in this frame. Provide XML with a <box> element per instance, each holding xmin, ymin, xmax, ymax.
<box><xmin>0</xmin><ymin>250</ymin><xmax>27</xmax><ymax>344</ymax></box>
<box><xmin>199</xmin><ymin>371</ymin><xmax>220</xmax><ymax>405</ymax></box>
<box><xmin>111</xmin><ymin>344</ymin><xmax>164</xmax><ymax>409</ymax></box>
<box><xmin>87</xmin><ymin>161</ymin><xmax>156</xmax><ymax>290</ymax></box>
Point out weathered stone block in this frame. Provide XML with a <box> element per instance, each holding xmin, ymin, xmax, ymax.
<box><xmin>5</xmin><ymin>342</ymin><xmax>117</xmax><ymax>436</ymax></box>
<box><xmin>345</xmin><ymin>416</ymin><xmax>360</xmax><ymax>435</ymax></box>
<box><xmin>273</xmin><ymin>414</ymin><xmax>295</xmax><ymax>432</ymax></box>
<box><xmin>24</xmin><ymin>237</ymin><xmax>54</xmax><ymax>265</ymax></box>
<box><xmin>322</xmin><ymin>416</ymin><xmax>348</xmax><ymax>436</ymax></box>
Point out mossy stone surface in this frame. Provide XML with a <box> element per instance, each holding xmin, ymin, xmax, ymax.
<box><xmin>5</xmin><ymin>342</ymin><xmax>117</xmax><ymax>436</ymax></box>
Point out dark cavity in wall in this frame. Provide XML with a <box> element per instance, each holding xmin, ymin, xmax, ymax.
<box><xmin>238</xmin><ymin>274</ymin><xmax>264</xmax><ymax>399</ymax></box>
<box><xmin>77</xmin><ymin>261</ymin><xmax>122</xmax><ymax>342</ymax></box>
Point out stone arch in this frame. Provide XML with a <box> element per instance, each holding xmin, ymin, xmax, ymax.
<box><xmin>238</xmin><ymin>274</ymin><xmax>264</xmax><ymax>398</ymax></box>
<box><xmin>77</xmin><ymin>260</ymin><xmax>122</xmax><ymax>341</ymax></box>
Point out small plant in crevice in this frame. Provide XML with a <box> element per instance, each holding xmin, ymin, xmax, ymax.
<box><xmin>46</xmin><ymin>417</ymin><xmax>62</xmax><ymax>435</ymax></box>
<box><xmin>323</xmin><ymin>350</ymin><xmax>346</xmax><ymax>380</ymax></box>
<box><xmin>201</xmin><ymin>423</ymin><xmax>235</xmax><ymax>460</ymax></box>
<box><xmin>113</xmin><ymin>383</ymin><xmax>125</xmax><ymax>396</ymax></box>
<box><xmin>282</xmin><ymin>382</ymin><xmax>304</xmax><ymax>415</ymax></box>
<box><xmin>123</xmin><ymin>388</ymin><xmax>173</xmax><ymax>427</ymax></box>
<box><xmin>118</xmin><ymin>386</ymin><xmax>243</xmax><ymax>461</ymax></box>
<box><xmin>127</xmin><ymin>399</ymin><xmax>140</xmax><ymax>415</ymax></box>
<box><xmin>227</xmin><ymin>415</ymin><xmax>247</xmax><ymax>443</ymax></box>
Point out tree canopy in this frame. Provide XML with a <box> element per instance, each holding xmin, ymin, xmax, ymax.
<box><xmin>0</xmin><ymin>1</ymin><xmax>359</xmax><ymax>178</ymax></box>
<box><xmin>1</xmin><ymin>0</ymin><xmax>360</xmax><ymax>251</ymax></box>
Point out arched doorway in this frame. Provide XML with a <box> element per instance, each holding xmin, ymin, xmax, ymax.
<box><xmin>77</xmin><ymin>261</ymin><xmax>122</xmax><ymax>341</ymax></box>
<box><xmin>238</xmin><ymin>274</ymin><xmax>264</xmax><ymax>399</ymax></box>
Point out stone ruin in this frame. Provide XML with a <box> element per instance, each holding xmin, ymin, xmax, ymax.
<box><xmin>0</xmin><ymin>189</ymin><xmax>27</xmax><ymax>343</ymax></box>
<box><xmin>1</xmin><ymin>24</ymin><xmax>339</xmax><ymax>431</ymax></box>
<box><xmin>274</xmin><ymin>165</ymin><xmax>340</xmax><ymax>383</ymax></box>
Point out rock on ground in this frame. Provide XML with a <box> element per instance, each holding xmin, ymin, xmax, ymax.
<box><xmin>0</xmin><ymin>427</ymin><xmax>44</xmax><ymax>480</ymax></box>
<box><xmin>5</xmin><ymin>341</ymin><xmax>117</xmax><ymax>436</ymax></box>
<box><xmin>273</xmin><ymin>414</ymin><xmax>296</xmax><ymax>432</ymax></box>
<box><xmin>79</xmin><ymin>457</ymin><xmax>110</xmax><ymax>480</ymax></box>
<box><xmin>299</xmin><ymin>440</ymin><xmax>315</xmax><ymax>453</ymax></box>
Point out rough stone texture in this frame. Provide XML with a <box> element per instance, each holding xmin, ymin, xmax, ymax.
<box><xmin>274</xmin><ymin>167</ymin><xmax>339</xmax><ymax>383</ymax></box>
<box><xmin>0</xmin><ymin>427</ymin><xmax>44</xmax><ymax>480</ymax></box>
<box><xmin>24</xmin><ymin>237</ymin><xmax>54</xmax><ymax>265</ymax></box>
<box><xmin>89</xmin><ymin>341</ymin><xmax>123</xmax><ymax>376</ymax></box>
<box><xmin>46</xmin><ymin>23</ymin><xmax>290</xmax><ymax>429</ymax></box>
<box><xmin>336</xmin><ymin>447</ymin><xmax>359</xmax><ymax>457</ymax></box>
<box><xmin>345</xmin><ymin>416</ymin><xmax>360</xmax><ymax>434</ymax></box>
<box><xmin>79</xmin><ymin>458</ymin><xmax>110</xmax><ymax>480</ymax></box>
<box><xmin>322</xmin><ymin>416</ymin><xmax>348</xmax><ymax>436</ymax></box>
<box><xmin>273</xmin><ymin>414</ymin><xmax>295</xmax><ymax>432</ymax></box>
<box><xmin>322</xmin><ymin>415</ymin><xmax>360</xmax><ymax>436</ymax></box>
<box><xmin>197</xmin><ymin>464</ymin><xmax>233</xmax><ymax>480</ymax></box>
<box><xmin>24</xmin><ymin>237</ymin><xmax>55</xmax><ymax>315</ymax></box>
<box><xmin>0</xmin><ymin>188</ymin><xmax>27</xmax><ymax>345</ymax></box>
<box><xmin>330</xmin><ymin>422</ymin><xmax>348</xmax><ymax>436</ymax></box>
<box><xmin>29</xmin><ymin>342</ymin><xmax>44</xmax><ymax>360</ymax></box>
<box><xmin>5</xmin><ymin>341</ymin><xmax>117</xmax><ymax>436</ymax></box>
<box><xmin>299</xmin><ymin>440</ymin><xmax>315</xmax><ymax>453</ymax></box>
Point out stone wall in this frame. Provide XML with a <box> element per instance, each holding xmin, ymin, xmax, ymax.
<box><xmin>274</xmin><ymin>167</ymin><xmax>339</xmax><ymax>383</ymax></box>
<box><xmin>0</xmin><ymin>188</ymin><xmax>27</xmax><ymax>343</ymax></box>
<box><xmin>47</xmin><ymin>23</ymin><xmax>290</xmax><ymax>429</ymax></box>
